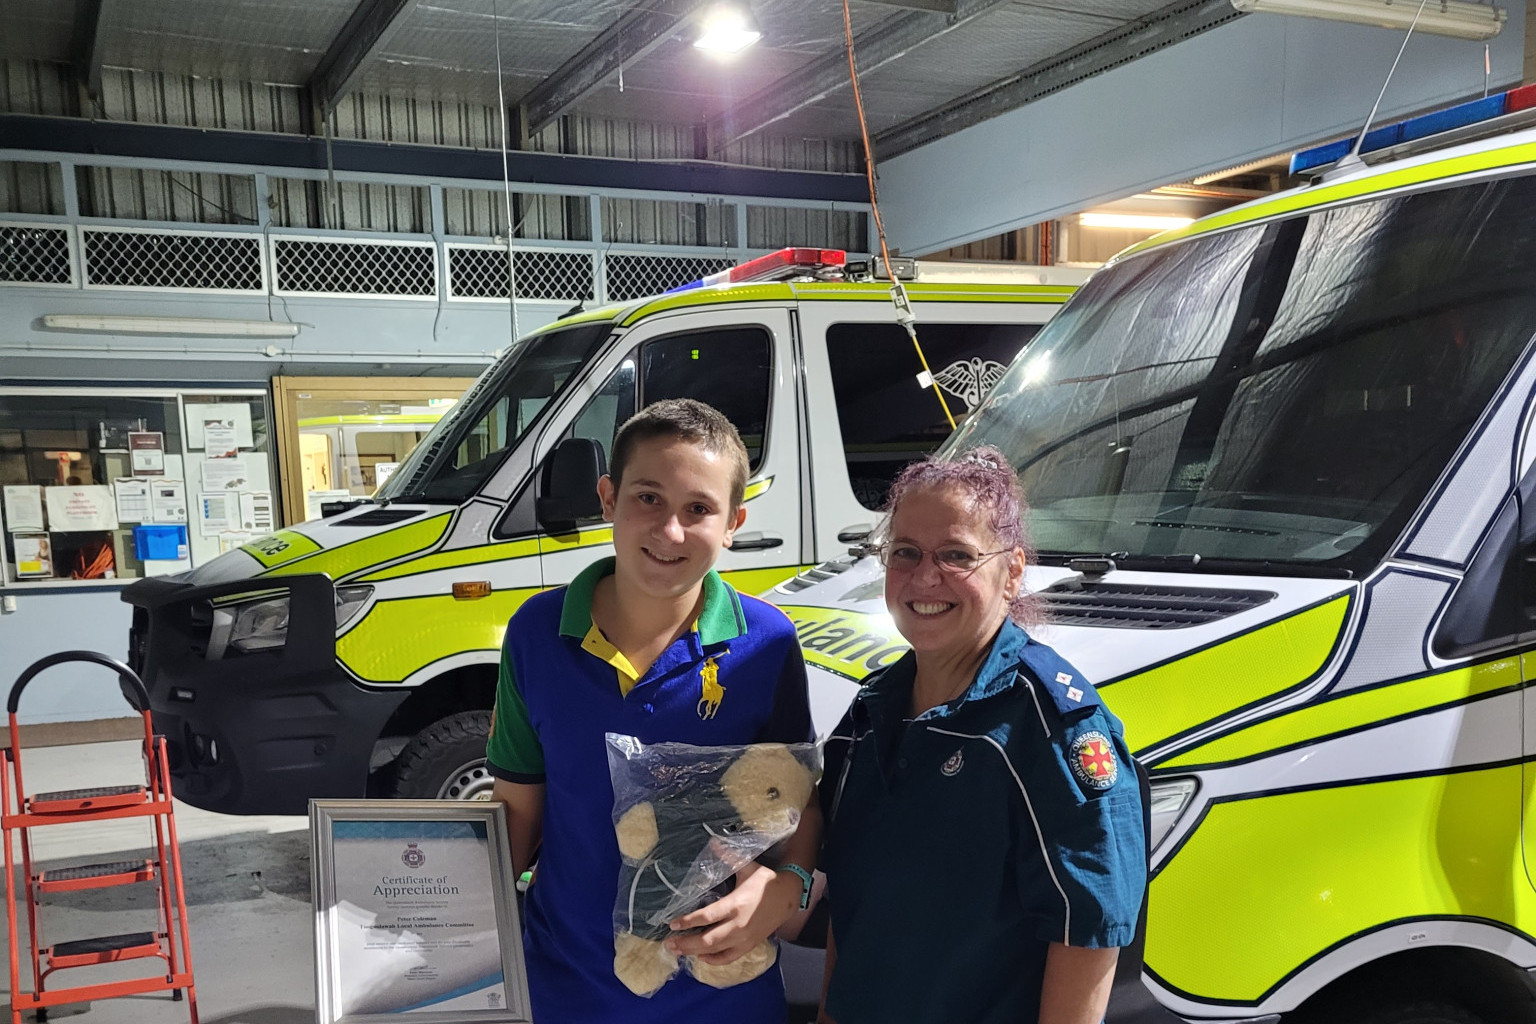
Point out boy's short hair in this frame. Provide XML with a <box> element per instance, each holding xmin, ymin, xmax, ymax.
<box><xmin>609</xmin><ymin>399</ymin><xmax>750</xmax><ymax>508</ymax></box>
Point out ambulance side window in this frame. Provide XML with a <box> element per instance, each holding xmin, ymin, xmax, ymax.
<box><xmin>562</xmin><ymin>355</ymin><xmax>638</xmax><ymax>471</ymax></box>
<box><xmin>826</xmin><ymin>322</ymin><xmax>1042</xmax><ymax>509</ymax></box>
<box><xmin>640</xmin><ymin>327</ymin><xmax>772</xmax><ymax>470</ymax></box>
<box><xmin>500</xmin><ymin>355</ymin><xmax>638</xmax><ymax>536</ymax></box>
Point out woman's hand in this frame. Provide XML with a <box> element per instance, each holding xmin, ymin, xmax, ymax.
<box><xmin>1039</xmin><ymin>942</ymin><xmax>1118</xmax><ymax>1024</ymax></box>
<box><xmin>664</xmin><ymin>862</ymin><xmax>801</xmax><ymax>965</ymax></box>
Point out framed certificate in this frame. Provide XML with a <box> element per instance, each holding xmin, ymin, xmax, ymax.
<box><xmin>311</xmin><ymin>801</ymin><xmax>532</xmax><ymax>1023</ymax></box>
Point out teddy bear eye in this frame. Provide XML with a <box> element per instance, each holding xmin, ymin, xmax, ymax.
<box><xmin>767</xmin><ymin>787</ymin><xmax>780</xmax><ymax>800</ymax></box>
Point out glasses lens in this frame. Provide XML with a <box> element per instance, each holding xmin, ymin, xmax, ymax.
<box><xmin>883</xmin><ymin>544</ymin><xmax>922</xmax><ymax>568</ymax></box>
<box><xmin>936</xmin><ymin>547</ymin><xmax>982</xmax><ymax>571</ymax></box>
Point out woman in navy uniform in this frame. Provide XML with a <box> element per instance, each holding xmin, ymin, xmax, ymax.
<box><xmin>817</xmin><ymin>446</ymin><xmax>1147</xmax><ymax>1024</ymax></box>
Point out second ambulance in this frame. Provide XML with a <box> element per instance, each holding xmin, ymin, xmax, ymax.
<box><xmin>777</xmin><ymin>85</ymin><xmax>1536</xmax><ymax>1024</ymax></box>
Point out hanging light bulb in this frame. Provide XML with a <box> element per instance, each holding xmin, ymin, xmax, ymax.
<box><xmin>694</xmin><ymin>2</ymin><xmax>763</xmax><ymax>55</ymax></box>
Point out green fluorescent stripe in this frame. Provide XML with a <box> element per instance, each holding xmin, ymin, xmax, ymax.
<box><xmin>262</xmin><ymin>512</ymin><xmax>453</xmax><ymax>580</ymax></box>
<box><xmin>615</xmin><ymin>280</ymin><xmax>1079</xmax><ymax>326</ymax></box>
<box><xmin>1159</xmin><ymin>656</ymin><xmax>1522</xmax><ymax>769</ymax></box>
<box><xmin>239</xmin><ymin>530</ymin><xmax>322</xmax><ymax>568</ymax></box>
<box><xmin>1120</xmin><ymin>139</ymin><xmax>1536</xmax><ymax>261</ymax></box>
<box><xmin>359</xmin><ymin>536</ymin><xmax>543</xmax><ymax>582</ymax></box>
<box><xmin>1146</xmin><ymin>766</ymin><xmax>1526</xmax><ymax>1002</ymax></box>
<box><xmin>1102</xmin><ymin>596</ymin><xmax>1350</xmax><ymax>754</ymax></box>
<box><xmin>619</xmin><ymin>283</ymin><xmax>797</xmax><ymax>325</ymax></box>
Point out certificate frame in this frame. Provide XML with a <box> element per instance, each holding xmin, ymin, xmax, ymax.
<box><xmin>311</xmin><ymin>800</ymin><xmax>532</xmax><ymax>1024</ymax></box>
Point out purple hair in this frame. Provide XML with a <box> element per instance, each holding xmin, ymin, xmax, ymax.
<box><xmin>880</xmin><ymin>445</ymin><xmax>1039</xmax><ymax>626</ymax></box>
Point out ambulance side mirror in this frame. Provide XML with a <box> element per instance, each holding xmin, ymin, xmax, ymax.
<box><xmin>537</xmin><ymin>438</ymin><xmax>606</xmax><ymax>530</ymax></box>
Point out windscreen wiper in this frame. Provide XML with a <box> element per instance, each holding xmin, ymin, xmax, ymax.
<box><xmin>1035</xmin><ymin>551</ymin><xmax>1352</xmax><ymax>578</ymax></box>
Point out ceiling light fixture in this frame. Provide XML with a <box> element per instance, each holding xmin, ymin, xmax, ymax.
<box><xmin>694</xmin><ymin>2</ymin><xmax>763</xmax><ymax>55</ymax></box>
<box><xmin>1230</xmin><ymin>0</ymin><xmax>1505</xmax><ymax>41</ymax></box>
<box><xmin>41</xmin><ymin>314</ymin><xmax>302</xmax><ymax>337</ymax></box>
<box><xmin>1080</xmin><ymin>213</ymin><xmax>1196</xmax><ymax>231</ymax></box>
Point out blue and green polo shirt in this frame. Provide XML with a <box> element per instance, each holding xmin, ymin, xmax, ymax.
<box><xmin>487</xmin><ymin>556</ymin><xmax>813</xmax><ymax>1024</ymax></box>
<box><xmin>819</xmin><ymin>618</ymin><xmax>1147</xmax><ymax>1024</ymax></box>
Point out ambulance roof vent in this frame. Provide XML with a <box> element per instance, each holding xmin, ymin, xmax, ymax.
<box><xmin>332</xmin><ymin>507</ymin><xmax>426</xmax><ymax>527</ymax></box>
<box><xmin>776</xmin><ymin>556</ymin><xmax>858</xmax><ymax>594</ymax></box>
<box><xmin>1039</xmin><ymin>582</ymin><xmax>1274</xmax><ymax>629</ymax></box>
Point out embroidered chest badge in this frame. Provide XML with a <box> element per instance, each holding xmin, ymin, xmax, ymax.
<box><xmin>940</xmin><ymin>748</ymin><xmax>965</xmax><ymax>777</ymax></box>
<box><xmin>697</xmin><ymin>652</ymin><xmax>727</xmax><ymax>720</ymax></box>
<box><xmin>1069</xmin><ymin>730</ymin><xmax>1118</xmax><ymax>790</ymax></box>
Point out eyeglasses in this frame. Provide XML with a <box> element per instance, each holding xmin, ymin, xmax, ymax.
<box><xmin>877</xmin><ymin>542</ymin><xmax>1011</xmax><ymax>574</ymax></box>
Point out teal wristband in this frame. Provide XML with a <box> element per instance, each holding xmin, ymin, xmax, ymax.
<box><xmin>777</xmin><ymin>863</ymin><xmax>814</xmax><ymax>910</ymax></box>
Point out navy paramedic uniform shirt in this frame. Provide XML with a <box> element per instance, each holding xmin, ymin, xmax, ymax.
<box><xmin>485</xmin><ymin>557</ymin><xmax>813</xmax><ymax>1024</ymax></box>
<box><xmin>820</xmin><ymin>618</ymin><xmax>1146</xmax><ymax>1024</ymax></box>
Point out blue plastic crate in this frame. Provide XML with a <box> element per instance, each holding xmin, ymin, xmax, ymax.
<box><xmin>133</xmin><ymin>524</ymin><xmax>188</xmax><ymax>561</ymax></box>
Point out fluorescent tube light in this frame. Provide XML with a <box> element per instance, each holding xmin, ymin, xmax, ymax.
<box><xmin>1080</xmin><ymin>213</ymin><xmax>1195</xmax><ymax>230</ymax></box>
<box><xmin>694</xmin><ymin>3</ymin><xmax>762</xmax><ymax>54</ymax></box>
<box><xmin>41</xmin><ymin>315</ymin><xmax>301</xmax><ymax>337</ymax></box>
<box><xmin>1230</xmin><ymin>0</ymin><xmax>1505</xmax><ymax>40</ymax></box>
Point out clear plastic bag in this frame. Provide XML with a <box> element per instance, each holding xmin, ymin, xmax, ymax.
<box><xmin>605</xmin><ymin>732</ymin><xmax>822</xmax><ymax>997</ymax></box>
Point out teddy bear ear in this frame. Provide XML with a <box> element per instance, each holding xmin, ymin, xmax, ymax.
<box><xmin>615</xmin><ymin>802</ymin><xmax>659</xmax><ymax>861</ymax></box>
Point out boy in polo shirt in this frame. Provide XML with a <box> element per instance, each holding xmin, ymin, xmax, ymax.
<box><xmin>487</xmin><ymin>398</ymin><xmax>820</xmax><ymax>1024</ymax></box>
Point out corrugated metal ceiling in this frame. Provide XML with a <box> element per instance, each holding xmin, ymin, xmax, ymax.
<box><xmin>0</xmin><ymin>0</ymin><xmax>1218</xmax><ymax>147</ymax></box>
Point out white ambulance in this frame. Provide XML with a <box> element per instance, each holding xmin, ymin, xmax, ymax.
<box><xmin>120</xmin><ymin>249</ymin><xmax>1088</xmax><ymax>814</ymax></box>
<box><xmin>772</xmin><ymin>84</ymin><xmax>1536</xmax><ymax>1024</ymax></box>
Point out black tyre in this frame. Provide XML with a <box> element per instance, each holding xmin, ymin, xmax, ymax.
<box><xmin>388</xmin><ymin>711</ymin><xmax>495</xmax><ymax>800</ymax></box>
<box><xmin>1323</xmin><ymin>1002</ymin><xmax>1486</xmax><ymax>1024</ymax></box>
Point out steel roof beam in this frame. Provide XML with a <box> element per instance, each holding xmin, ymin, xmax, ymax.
<box><xmin>71</xmin><ymin>0</ymin><xmax>106</xmax><ymax>107</ymax></box>
<box><xmin>521</xmin><ymin>0</ymin><xmax>710</xmax><ymax>139</ymax></box>
<box><xmin>875</xmin><ymin>0</ymin><xmax>1245</xmax><ymax>156</ymax></box>
<box><xmin>707</xmin><ymin>0</ymin><xmax>1011</xmax><ymax>154</ymax></box>
<box><xmin>309</xmin><ymin>0</ymin><xmax>420</xmax><ymax>119</ymax></box>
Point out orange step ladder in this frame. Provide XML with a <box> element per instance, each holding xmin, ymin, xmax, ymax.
<box><xmin>3</xmin><ymin>651</ymin><xmax>197</xmax><ymax>1024</ymax></box>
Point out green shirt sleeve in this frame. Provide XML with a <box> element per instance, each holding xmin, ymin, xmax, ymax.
<box><xmin>486</xmin><ymin>636</ymin><xmax>545</xmax><ymax>782</ymax></box>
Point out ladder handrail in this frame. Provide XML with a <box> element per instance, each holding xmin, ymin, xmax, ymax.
<box><xmin>7</xmin><ymin>651</ymin><xmax>149</xmax><ymax>715</ymax></box>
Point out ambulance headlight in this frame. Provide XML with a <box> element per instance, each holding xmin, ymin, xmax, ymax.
<box><xmin>1148</xmin><ymin>777</ymin><xmax>1198</xmax><ymax>851</ymax></box>
<box><xmin>228</xmin><ymin>596</ymin><xmax>291</xmax><ymax>653</ymax></box>
<box><xmin>222</xmin><ymin>586</ymin><xmax>372</xmax><ymax>655</ymax></box>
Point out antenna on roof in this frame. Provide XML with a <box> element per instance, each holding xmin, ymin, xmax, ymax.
<box><xmin>1336</xmin><ymin>0</ymin><xmax>1433</xmax><ymax>173</ymax></box>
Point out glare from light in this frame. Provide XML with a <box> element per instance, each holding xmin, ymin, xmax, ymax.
<box><xmin>1080</xmin><ymin>213</ymin><xmax>1196</xmax><ymax>231</ymax></box>
<box><xmin>1020</xmin><ymin>352</ymin><xmax>1052</xmax><ymax>388</ymax></box>
<box><xmin>694</xmin><ymin>4</ymin><xmax>762</xmax><ymax>54</ymax></box>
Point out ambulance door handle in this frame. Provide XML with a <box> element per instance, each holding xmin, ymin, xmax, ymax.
<box><xmin>731</xmin><ymin>532</ymin><xmax>783</xmax><ymax>551</ymax></box>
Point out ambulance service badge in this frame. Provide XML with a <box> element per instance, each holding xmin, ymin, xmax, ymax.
<box><xmin>1069</xmin><ymin>731</ymin><xmax>1118</xmax><ymax>791</ymax></box>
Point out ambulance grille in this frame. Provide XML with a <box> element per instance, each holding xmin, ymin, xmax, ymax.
<box><xmin>1039</xmin><ymin>582</ymin><xmax>1274</xmax><ymax>629</ymax></box>
<box><xmin>333</xmin><ymin>508</ymin><xmax>425</xmax><ymax>527</ymax></box>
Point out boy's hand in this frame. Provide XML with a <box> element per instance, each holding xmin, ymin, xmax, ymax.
<box><xmin>664</xmin><ymin>862</ymin><xmax>800</xmax><ymax>965</ymax></box>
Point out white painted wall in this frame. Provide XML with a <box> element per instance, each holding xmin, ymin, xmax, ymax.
<box><xmin>882</xmin><ymin>10</ymin><xmax>1526</xmax><ymax>255</ymax></box>
<box><xmin>0</xmin><ymin>589</ymin><xmax>134</xmax><ymax>724</ymax></box>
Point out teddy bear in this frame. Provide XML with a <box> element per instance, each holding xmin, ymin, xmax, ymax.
<box><xmin>608</xmin><ymin>740</ymin><xmax>819</xmax><ymax>997</ymax></box>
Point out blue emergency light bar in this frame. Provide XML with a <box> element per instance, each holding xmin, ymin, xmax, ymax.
<box><xmin>1291</xmin><ymin>83</ymin><xmax>1536</xmax><ymax>176</ymax></box>
<box><xmin>664</xmin><ymin>247</ymin><xmax>846</xmax><ymax>294</ymax></box>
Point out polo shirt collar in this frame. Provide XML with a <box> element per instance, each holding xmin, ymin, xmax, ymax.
<box><xmin>557</xmin><ymin>556</ymin><xmax>748</xmax><ymax>646</ymax></box>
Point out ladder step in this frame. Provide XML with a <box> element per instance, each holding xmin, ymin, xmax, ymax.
<box><xmin>37</xmin><ymin>859</ymin><xmax>155</xmax><ymax>892</ymax></box>
<box><xmin>45</xmin><ymin>932</ymin><xmax>162</xmax><ymax>968</ymax></box>
<box><xmin>29</xmin><ymin>784</ymin><xmax>146</xmax><ymax>814</ymax></box>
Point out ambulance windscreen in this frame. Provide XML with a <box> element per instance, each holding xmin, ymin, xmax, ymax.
<box><xmin>375</xmin><ymin>323</ymin><xmax>610</xmax><ymax>504</ymax></box>
<box><xmin>943</xmin><ymin>173</ymin><xmax>1536</xmax><ymax>576</ymax></box>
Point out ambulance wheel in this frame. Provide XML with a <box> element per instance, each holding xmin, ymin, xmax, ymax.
<box><xmin>1336</xmin><ymin>1002</ymin><xmax>1484</xmax><ymax>1024</ymax></box>
<box><xmin>389</xmin><ymin>711</ymin><xmax>495</xmax><ymax>801</ymax></box>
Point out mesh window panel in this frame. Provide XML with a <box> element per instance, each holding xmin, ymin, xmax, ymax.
<box><xmin>604</xmin><ymin>254</ymin><xmax>733</xmax><ymax>303</ymax></box>
<box><xmin>448</xmin><ymin>247</ymin><xmax>595</xmax><ymax>301</ymax></box>
<box><xmin>82</xmin><ymin>229</ymin><xmax>262</xmax><ymax>290</ymax></box>
<box><xmin>274</xmin><ymin>239</ymin><xmax>435</xmax><ymax>296</ymax></box>
<box><xmin>1</xmin><ymin>225</ymin><xmax>71</xmax><ymax>284</ymax></box>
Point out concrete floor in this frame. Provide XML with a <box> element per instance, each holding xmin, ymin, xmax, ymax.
<box><xmin>2</xmin><ymin>740</ymin><xmax>312</xmax><ymax>1024</ymax></box>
